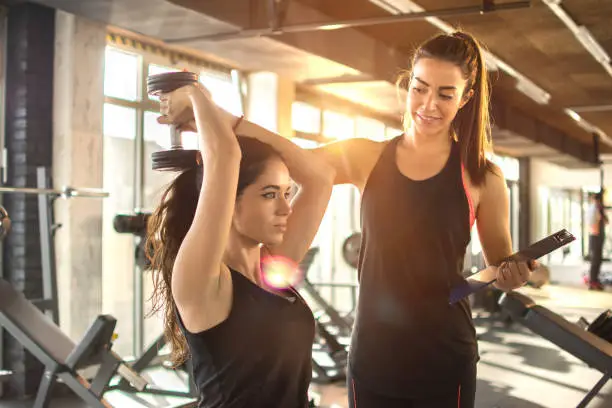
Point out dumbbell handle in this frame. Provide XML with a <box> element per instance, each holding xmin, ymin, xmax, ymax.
<box><xmin>170</xmin><ymin>125</ymin><xmax>182</xmax><ymax>150</ymax></box>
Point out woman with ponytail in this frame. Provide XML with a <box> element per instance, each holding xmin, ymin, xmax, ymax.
<box><xmin>311</xmin><ymin>31</ymin><xmax>535</xmax><ymax>407</ymax></box>
<box><xmin>146</xmin><ymin>84</ymin><xmax>334</xmax><ymax>408</ymax></box>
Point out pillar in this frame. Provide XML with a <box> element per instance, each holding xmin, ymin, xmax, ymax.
<box><xmin>52</xmin><ymin>11</ymin><xmax>106</xmax><ymax>344</ymax></box>
<box><xmin>245</xmin><ymin>71</ymin><xmax>295</xmax><ymax>138</ymax></box>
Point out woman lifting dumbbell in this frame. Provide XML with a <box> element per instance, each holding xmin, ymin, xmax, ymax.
<box><xmin>146</xmin><ymin>78</ymin><xmax>335</xmax><ymax>407</ymax></box>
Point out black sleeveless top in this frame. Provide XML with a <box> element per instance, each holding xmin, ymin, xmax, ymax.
<box><xmin>349</xmin><ymin>135</ymin><xmax>478</xmax><ymax>398</ymax></box>
<box><xmin>179</xmin><ymin>268</ymin><xmax>315</xmax><ymax>408</ymax></box>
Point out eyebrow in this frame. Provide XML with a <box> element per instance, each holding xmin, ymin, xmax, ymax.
<box><xmin>260</xmin><ymin>185</ymin><xmax>292</xmax><ymax>191</ymax></box>
<box><xmin>414</xmin><ymin>77</ymin><xmax>457</xmax><ymax>91</ymax></box>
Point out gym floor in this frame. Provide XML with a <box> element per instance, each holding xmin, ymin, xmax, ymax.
<box><xmin>312</xmin><ymin>285</ymin><xmax>612</xmax><ymax>408</ymax></box>
<box><xmin>1</xmin><ymin>285</ymin><xmax>610</xmax><ymax>408</ymax></box>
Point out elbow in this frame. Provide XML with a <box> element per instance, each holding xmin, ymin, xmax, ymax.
<box><xmin>302</xmin><ymin>168</ymin><xmax>335</xmax><ymax>190</ymax></box>
<box><xmin>317</xmin><ymin>166</ymin><xmax>336</xmax><ymax>187</ymax></box>
<box><xmin>202</xmin><ymin>142</ymin><xmax>242</xmax><ymax>165</ymax></box>
<box><xmin>312</xmin><ymin>159</ymin><xmax>338</xmax><ymax>186</ymax></box>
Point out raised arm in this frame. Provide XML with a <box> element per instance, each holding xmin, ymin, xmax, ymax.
<box><xmin>166</xmin><ymin>86</ymin><xmax>240</xmax><ymax>332</ymax></box>
<box><xmin>312</xmin><ymin>138</ymin><xmax>383</xmax><ymax>188</ymax></box>
<box><xmin>233</xmin><ymin>120</ymin><xmax>334</xmax><ymax>263</ymax></box>
<box><xmin>223</xmin><ymin>111</ymin><xmax>382</xmax><ymax>188</ymax></box>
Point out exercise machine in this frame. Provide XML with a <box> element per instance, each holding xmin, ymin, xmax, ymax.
<box><xmin>298</xmin><ymin>248</ymin><xmax>349</xmax><ymax>384</ymax></box>
<box><xmin>0</xmin><ymin>167</ymin><xmax>109</xmax><ymax>397</ymax></box>
<box><xmin>113</xmin><ymin>211</ymin><xmax>199</xmax><ymax>401</ymax></box>
<box><xmin>0</xmin><ymin>278</ymin><xmax>199</xmax><ymax>408</ymax></box>
<box><xmin>500</xmin><ymin>291</ymin><xmax>612</xmax><ymax>408</ymax></box>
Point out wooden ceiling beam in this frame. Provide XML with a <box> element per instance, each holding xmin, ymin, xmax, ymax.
<box><xmin>492</xmin><ymin>98</ymin><xmax>600</xmax><ymax>165</ymax></box>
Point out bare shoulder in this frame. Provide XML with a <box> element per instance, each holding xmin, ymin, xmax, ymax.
<box><xmin>473</xmin><ymin>160</ymin><xmax>507</xmax><ymax>209</ymax></box>
<box><xmin>482</xmin><ymin>160</ymin><xmax>507</xmax><ymax>194</ymax></box>
<box><xmin>314</xmin><ymin>138</ymin><xmax>387</xmax><ymax>188</ymax></box>
<box><xmin>464</xmin><ymin>160</ymin><xmax>506</xmax><ymax>211</ymax></box>
<box><xmin>174</xmin><ymin>263</ymin><xmax>233</xmax><ymax>334</ymax></box>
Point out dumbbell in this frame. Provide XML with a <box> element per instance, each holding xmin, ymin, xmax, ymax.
<box><xmin>147</xmin><ymin>71</ymin><xmax>201</xmax><ymax>171</ymax></box>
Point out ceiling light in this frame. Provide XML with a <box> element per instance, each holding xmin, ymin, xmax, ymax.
<box><xmin>564</xmin><ymin>108</ymin><xmax>582</xmax><ymax>122</ymax></box>
<box><xmin>516</xmin><ymin>80</ymin><xmax>551</xmax><ymax>105</ymax></box>
<box><xmin>576</xmin><ymin>27</ymin><xmax>610</xmax><ymax>64</ymax></box>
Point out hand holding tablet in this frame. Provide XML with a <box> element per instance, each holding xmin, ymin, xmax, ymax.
<box><xmin>449</xmin><ymin>229</ymin><xmax>576</xmax><ymax>304</ymax></box>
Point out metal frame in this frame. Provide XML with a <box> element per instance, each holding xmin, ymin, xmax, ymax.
<box><xmin>500</xmin><ymin>293</ymin><xmax>612</xmax><ymax>408</ymax></box>
<box><xmin>0</xmin><ymin>6</ymin><xmax>6</xmax><ymax>395</ymax></box>
<box><xmin>35</xmin><ymin>167</ymin><xmax>60</xmax><ymax>325</ymax></box>
<box><xmin>166</xmin><ymin>0</ymin><xmax>531</xmax><ymax>42</ymax></box>
<box><xmin>0</xmin><ymin>277</ymin><xmax>197</xmax><ymax>408</ymax></box>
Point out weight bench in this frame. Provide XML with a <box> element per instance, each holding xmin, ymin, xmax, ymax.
<box><xmin>499</xmin><ymin>291</ymin><xmax>612</xmax><ymax>408</ymax></box>
<box><xmin>0</xmin><ymin>278</ymin><xmax>163</xmax><ymax>408</ymax></box>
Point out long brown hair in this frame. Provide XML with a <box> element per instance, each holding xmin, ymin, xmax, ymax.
<box><xmin>398</xmin><ymin>31</ymin><xmax>493</xmax><ymax>185</ymax></box>
<box><xmin>146</xmin><ymin>137</ymin><xmax>281</xmax><ymax>366</ymax></box>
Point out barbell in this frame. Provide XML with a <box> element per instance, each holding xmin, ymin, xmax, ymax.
<box><xmin>0</xmin><ymin>184</ymin><xmax>108</xmax><ymax>241</ymax></box>
<box><xmin>147</xmin><ymin>71</ymin><xmax>200</xmax><ymax>172</ymax></box>
<box><xmin>0</xmin><ymin>186</ymin><xmax>109</xmax><ymax>198</ymax></box>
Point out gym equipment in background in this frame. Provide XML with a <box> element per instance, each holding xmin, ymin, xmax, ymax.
<box><xmin>579</xmin><ymin>310</ymin><xmax>612</xmax><ymax>344</ymax></box>
<box><xmin>499</xmin><ymin>291</ymin><xmax>612</xmax><ymax>408</ymax></box>
<box><xmin>0</xmin><ymin>167</ymin><xmax>110</xmax><ymax>395</ymax></box>
<box><xmin>112</xmin><ymin>211</ymin><xmax>199</xmax><ymax>402</ymax></box>
<box><xmin>0</xmin><ymin>280</ymin><xmax>135</xmax><ymax>406</ymax></box>
<box><xmin>342</xmin><ymin>232</ymin><xmax>361</xmax><ymax>269</ymax></box>
<box><xmin>113</xmin><ymin>211</ymin><xmax>152</xmax><ymax>270</ymax></box>
<box><xmin>298</xmin><ymin>248</ymin><xmax>350</xmax><ymax>384</ymax></box>
<box><xmin>0</xmin><ymin>278</ymin><xmax>196</xmax><ymax>408</ymax></box>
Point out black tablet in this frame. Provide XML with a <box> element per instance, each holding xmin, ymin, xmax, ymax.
<box><xmin>449</xmin><ymin>229</ymin><xmax>576</xmax><ymax>305</ymax></box>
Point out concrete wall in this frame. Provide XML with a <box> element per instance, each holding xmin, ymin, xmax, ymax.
<box><xmin>53</xmin><ymin>11</ymin><xmax>106</xmax><ymax>342</ymax></box>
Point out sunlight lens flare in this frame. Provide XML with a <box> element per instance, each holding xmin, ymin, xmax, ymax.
<box><xmin>261</xmin><ymin>256</ymin><xmax>303</xmax><ymax>289</ymax></box>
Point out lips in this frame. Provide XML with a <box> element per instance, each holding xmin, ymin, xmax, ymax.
<box><xmin>416</xmin><ymin>113</ymin><xmax>441</xmax><ymax>125</ymax></box>
<box><xmin>274</xmin><ymin>224</ymin><xmax>287</xmax><ymax>232</ymax></box>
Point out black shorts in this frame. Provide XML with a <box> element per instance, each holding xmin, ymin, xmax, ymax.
<box><xmin>347</xmin><ymin>364</ymin><xmax>477</xmax><ymax>408</ymax></box>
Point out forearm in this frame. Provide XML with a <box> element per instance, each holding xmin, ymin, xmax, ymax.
<box><xmin>230</xmin><ymin>114</ymin><xmax>334</xmax><ymax>185</ymax></box>
<box><xmin>189</xmin><ymin>90</ymin><xmax>239</xmax><ymax>153</ymax></box>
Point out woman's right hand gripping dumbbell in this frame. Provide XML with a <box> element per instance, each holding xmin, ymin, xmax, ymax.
<box><xmin>157</xmin><ymin>84</ymin><xmax>198</xmax><ymax>128</ymax></box>
<box><xmin>157</xmin><ymin>84</ymin><xmax>236</xmax><ymax>143</ymax></box>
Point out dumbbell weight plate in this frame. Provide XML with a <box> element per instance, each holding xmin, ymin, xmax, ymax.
<box><xmin>587</xmin><ymin>309</ymin><xmax>612</xmax><ymax>337</ymax></box>
<box><xmin>147</xmin><ymin>71</ymin><xmax>199</xmax><ymax>96</ymax></box>
<box><xmin>342</xmin><ymin>232</ymin><xmax>362</xmax><ymax>269</ymax></box>
<box><xmin>152</xmin><ymin>149</ymin><xmax>201</xmax><ymax>172</ymax></box>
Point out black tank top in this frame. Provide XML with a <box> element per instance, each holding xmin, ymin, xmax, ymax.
<box><xmin>179</xmin><ymin>268</ymin><xmax>315</xmax><ymax>408</ymax></box>
<box><xmin>350</xmin><ymin>135</ymin><xmax>478</xmax><ymax>398</ymax></box>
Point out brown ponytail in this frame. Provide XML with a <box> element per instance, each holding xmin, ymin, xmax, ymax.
<box><xmin>147</xmin><ymin>167</ymin><xmax>200</xmax><ymax>367</ymax></box>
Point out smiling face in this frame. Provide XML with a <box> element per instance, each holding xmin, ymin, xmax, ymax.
<box><xmin>406</xmin><ymin>57</ymin><xmax>473</xmax><ymax>138</ymax></box>
<box><xmin>232</xmin><ymin>157</ymin><xmax>293</xmax><ymax>246</ymax></box>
